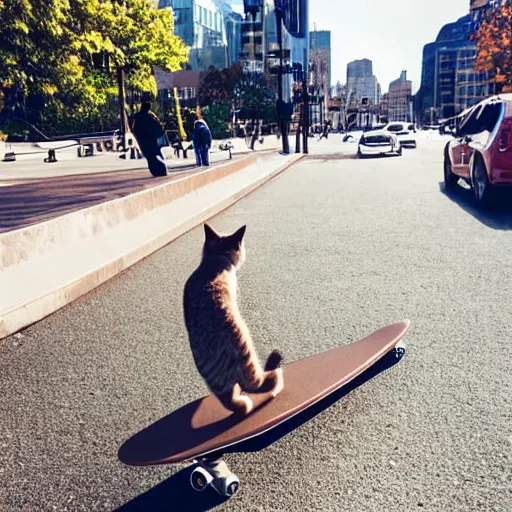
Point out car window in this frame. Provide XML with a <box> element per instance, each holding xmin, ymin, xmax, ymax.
<box><xmin>457</xmin><ymin>103</ymin><xmax>503</xmax><ymax>136</ymax></box>
<box><xmin>477</xmin><ymin>103</ymin><xmax>503</xmax><ymax>133</ymax></box>
<box><xmin>458</xmin><ymin>105</ymin><xmax>484</xmax><ymax>135</ymax></box>
<box><xmin>386</xmin><ymin>124</ymin><xmax>403</xmax><ymax>132</ymax></box>
<box><xmin>365</xmin><ymin>135</ymin><xmax>390</xmax><ymax>144</ymax></box>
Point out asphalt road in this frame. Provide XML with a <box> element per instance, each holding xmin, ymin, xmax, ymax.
<box><xmin>1</xmin><ymin>136</ymin><xmax>511</xmax><ymax>511</ymax></box>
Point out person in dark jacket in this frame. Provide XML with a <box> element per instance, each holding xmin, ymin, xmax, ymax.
<box><xmin>192</xmin><ymin>119</ymin><xmax>212</xmax><ymax>167</ymax></box>
<box><xmin>131</xmin><ymin>101</ymin><xmax>167</xmax><ymax>176</ymax></box>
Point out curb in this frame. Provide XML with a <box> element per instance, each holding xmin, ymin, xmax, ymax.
<box><xmin>0</xmin><ymin>152</ymin><xmax>303</xmax><ymax>339</ymax></box>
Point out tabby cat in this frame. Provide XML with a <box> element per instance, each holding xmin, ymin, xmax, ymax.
<box><xmin>183</xmin><ymin>223</ymin><xmax>284</xmax><ymax>415</ymax></box>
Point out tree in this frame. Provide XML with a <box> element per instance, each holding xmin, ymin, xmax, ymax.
<box><xmin>473</xmin><ymin>0</ymin><xmax>512</xmax><ymax>93</ymax></box>
<box><xmin>200</xmin><ymin>103</ymin><xmax>231</xmax><ymax>139</ymax></box>
<box><xmin>234</xmin><ymin>74</ymin><xmax>276</xmax><ymax>124</ymax></box>
<box><xmin>0</xmin><ymin>0</ymin><xmax>188</xmax><ymax>137</ymax></box>
<box><xmin>233</xmin><ymin>73</ymin><xmax>277</xmax><ymax>149</ymax></box>
<box><xmin>197</xmin><ymin>63</ymin><xmax>243</xmax><ymax>107</ymax></box>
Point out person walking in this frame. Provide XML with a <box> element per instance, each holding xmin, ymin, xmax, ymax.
<box><xmin>131</xmin><ymin>101</ymin><xmax>167</xmax><ymax>177</ymax></box>
<box><xmin>192</xmin><ymin>119</ymin><xmax>212</xmax><ymax>167</ymax></box>
<box><xmin>319</xmin><ymin>120</ymin><xmax>331</xmax><ymax>140</ymax></box>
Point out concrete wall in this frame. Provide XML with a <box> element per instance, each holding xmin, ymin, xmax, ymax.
<box><xmin>0</xmin><ymin>152</ymin><xmax>302</xmax><ymax>339</ymax></box>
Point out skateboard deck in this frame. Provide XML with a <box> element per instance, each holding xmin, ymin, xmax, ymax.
<box><xmin>119</xmin><ymin>321</ymin><xmax>409</xmax><ymax>498</ymax></box>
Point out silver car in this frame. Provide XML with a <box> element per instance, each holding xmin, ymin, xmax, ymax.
<box><xmin>383</xmin><ymin>122</ymin><xmax>417</xmax><ymax>148</ymax></box>
<box><xmin>357</xmin><ymin>130</ymin><xmax>402</xmax><ymax>158</ymax></box>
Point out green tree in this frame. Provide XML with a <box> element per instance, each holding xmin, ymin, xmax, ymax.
<box><xmin>234</xmin><ymin>74</ymin><xmax>277</xmax><ymax>124</ymax></box>
<box><xmin>0</xmin><ymin>0</ymin><xmax>188</xmax><ymax>137</ymax></box>
<box><xmin>201</xmin><ymin>103</ymin><xmax>231</xmax><ymax>139</ymax></box>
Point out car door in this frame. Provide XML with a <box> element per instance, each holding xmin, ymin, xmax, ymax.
<box><xmin>450</xmin><ymin>105</ymin><xmax>482</xmax><ymax>178</ymax></box>
<box><xmin>450</xmin><ymin>137</ymin><xmax>473</xmax><ymax>178</ymax></box>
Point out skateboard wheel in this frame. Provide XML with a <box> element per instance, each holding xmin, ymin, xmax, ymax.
<box><xmin>190</xmin><ymin>466</ymin><xmax>213</xmax><ymax>492</ymax></box>
<box><xmin>221</xmin><ymin>474</ymin><xmax>240</xmax><ymax>497</ymax></box>
<box><xmin>394</xmin><ymin>340</ymin><xmax>406</xmax><ymax>359</ymax></box>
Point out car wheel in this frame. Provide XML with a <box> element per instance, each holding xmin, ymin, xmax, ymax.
<box><xmin>471</xmin><ymin>156</ymin><xmax>492</xmax><ymax>208</ymax></box>
<box><xmin>356</xmin><ymin>148</ymin><xmax>364</xmax><ymax>159</ymax></box>
<box><xmin>396</xmin><ymin>145</ymin><xmax>402</xmax><ymax>156</ymax></box>
<box><xmin>443</xmin><ymin>154</ymin><xmax>458</xmax><ymax>190</ymax></box>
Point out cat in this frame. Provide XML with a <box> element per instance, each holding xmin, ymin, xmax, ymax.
<box><xmin>183</xmin><ymin>223</ymin><xmax>284</xmax><ymax>416</ymax></box>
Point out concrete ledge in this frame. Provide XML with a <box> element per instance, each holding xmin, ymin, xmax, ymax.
<box><xmin>0</xmin><ymin>152</ymin><xmax>303</xmax><ymax>339</ymax></box>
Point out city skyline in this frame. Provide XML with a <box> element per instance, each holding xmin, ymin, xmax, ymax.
<box><xmin>306</xmin><ymin>0</ymin><xmax>470</xmax><ymax>93</ymax></box>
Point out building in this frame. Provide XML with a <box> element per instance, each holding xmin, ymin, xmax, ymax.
<box><xmin>309</xmin><ymin>30</ymin><xmax>331</xmax><ymax>90</ymax></box>
<box><xmin>309</xmin><ymin>29</ymin><xmax>331</xmax><ymax>125</ymax></box>
<box><xmin>380</xmin><ymin>92</ymin><xmax>389</xmax><ymax>122</ymax></box>
<box><xmin>346</xmin><ymin>58</ymin><xmax>380</xmax><ymax>105</ymax></box>
<box><xmin>218</xmin><ymin>3</ymin><xmax>243</xmax><ymax>67</ymax></box>
<box><xmin>158</xmin><ymin>0</ymin><xmax>229</xmax><ymax>71</ymax></box>
<box><xmin>388</xmin><ymin>70</ymin><xmax>412</xmax><ymax>122</ymax></box>
<box><xmin>346</xmin><ymin>58</ymin><xmax>373</xmax><ymax>82</ymax></box>
<box><xmin>154</xmin><ymin>68</ymin><xmax>201</xmax><ymax>111</ymax></box>
<box><xmin>416</xmin><ymin>0</ymin><xmax>505</xmax><ymax>124</ymax></box>
<box><xmin>238</xmin><ymin>0</ymin><xmax>309</xmax><ymax>102</ymax></box>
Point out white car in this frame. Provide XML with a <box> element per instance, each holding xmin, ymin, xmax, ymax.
<box><xmin>357</xmin><ymin>130</ymin><xmax>402</xmax><ymax>158</ymax></box>
<box><xmin>383</xmin><ymin>122</ymin><xmax>417</xmax><ymax>148</ymax></box>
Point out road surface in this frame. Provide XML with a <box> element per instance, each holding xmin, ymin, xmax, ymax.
<box><xmin>1</xmin><ymin>136</ymin><xmax>511</xmax><ymax>511</ymax></box>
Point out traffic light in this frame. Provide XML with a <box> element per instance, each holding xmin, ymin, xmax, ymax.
<box><xmin>361</xmin><ymin>97</ymin><xmax>369</xmax><ymax>107</ymax></box>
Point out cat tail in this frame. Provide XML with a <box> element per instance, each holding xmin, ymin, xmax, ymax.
<box><xmin>264</xmin><ymin>350</ymin><xmax>283</xmax><ymax>371</ymax></box>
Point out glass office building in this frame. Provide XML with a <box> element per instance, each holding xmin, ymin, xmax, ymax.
<box><xmin>158</xmin><ymin>0</ymin><xmax>229</xmax><ymax>70</ymax></box>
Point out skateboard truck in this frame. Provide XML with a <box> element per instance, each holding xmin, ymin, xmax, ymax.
<box><xmin>119</xmin><ymin>322</ymin><xmax>410</xmax><ymax>501</ymax></box>
<box><xmin>190</xmin><ymin>458</ymin><xmax>240</xmax><ymax>497</ymax></box>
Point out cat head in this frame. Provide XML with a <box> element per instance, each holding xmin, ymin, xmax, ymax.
<box><xmin>202</xmin><ymin>223</ymin><xmax>246</xmax><ymax>269</ymax></box>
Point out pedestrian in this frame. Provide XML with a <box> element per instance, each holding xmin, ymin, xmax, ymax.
<box><xmin>131</xmin><ymin>101</ymin><xmax>167</xmax><ymax>177</ymax></box>
<box><xmin>192</xmin><ymin>119</ymin><xmax>212</xmax><ymax>167</ymax></box>
<box><xmin>319</xmin><ymin>120</ymin><xmax>331</xmax><ymax>140</ymax></box>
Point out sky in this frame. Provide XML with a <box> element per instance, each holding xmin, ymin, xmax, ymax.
<box><xmin>309</xmin><ymin>0</ymin><xmax>471</xmax><ymax>93</ymax></box>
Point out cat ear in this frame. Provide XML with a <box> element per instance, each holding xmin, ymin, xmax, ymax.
<box><xmin>231</xmin><ymin>225</ymin><xmax>246</xmax><ymax>245</ymax></box>
<box><xmin>204</xmin><ymin>223</ymin><xmax>220</xmax><ymax>243</ymax></box>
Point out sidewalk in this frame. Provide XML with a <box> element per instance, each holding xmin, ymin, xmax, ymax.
<box><xmin>0</xmin><ymin>150</ymin><xmax>303</xmax><ymax>339</ymax></box>
<box><xmin>0</xmin><ymin>136</ymin><xmax>280</xmax><ymax>233</ymax></box>
<box><xmin>0</xmin><ymin>135</ymin><xmax>279</xmax><ymax>179</ymax></box>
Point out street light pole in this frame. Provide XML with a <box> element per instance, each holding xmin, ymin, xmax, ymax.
<box><xmin>275</xmin><ymin>6</ymin><xmax>290</xmax><ymax>154</ymax></box>
<box><xmin>244</xmin><ymin>0</ymin><xmax>289</xmax><ymax>154</ymax></box>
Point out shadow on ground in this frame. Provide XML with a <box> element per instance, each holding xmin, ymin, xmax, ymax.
<box><xmin>115</xmin><ymin>465</ymin><xmax>228</xmax><ymax>512</ymax></box>
<box><xmin>439</xmin><ymin>181</ymin><xmax>512</xmax><ymax>231</ymax></box>
<box><xmin>115</xmin><ymin>346</ymin><xmax>405</xmax><ymax>511</ymax></box>
<box><xmin>305</xmin><ymin>153</ymin><xmax>357</xmax><ymax>162</ymax></box>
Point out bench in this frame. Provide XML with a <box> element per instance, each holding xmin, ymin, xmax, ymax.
<box><xmin>171</xmin><ymin>140</ymin><xmax>192</xmax><ymax>159</ymax></box>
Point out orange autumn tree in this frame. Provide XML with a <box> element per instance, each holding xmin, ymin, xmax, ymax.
<box><xmin>473</xmin><ymin>0</ymin><xmax>512</xmax><ymax>92</ymax></box>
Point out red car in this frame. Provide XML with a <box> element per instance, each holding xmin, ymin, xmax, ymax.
<box><xmin>443</xmin><ymin>93</ymin><xmax>512</xmax><ymax>206</ymax></box>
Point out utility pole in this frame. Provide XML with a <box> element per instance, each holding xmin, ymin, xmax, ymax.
<box><xmin>302</xmin><ymin>61</ymin><xmax>309</xmax><ymax>154</ymax></box>
<box><xmin>275</xmin><ymin>6</ymin><xmax>290</xmax><ymax>154</ymax></box>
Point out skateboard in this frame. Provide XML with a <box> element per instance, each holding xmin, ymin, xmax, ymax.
<box><xmin>119</xmin><ymin>321</ymin><xmax>410</xmax><ymax>498</ymax></box>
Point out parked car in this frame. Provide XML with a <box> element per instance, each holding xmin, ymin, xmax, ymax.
<box><xmin>443</xmin><ymin>93</ymin><xmax>512</xmax><ymax>206</ymax></box>
<box><xmin>357</xmin><ymin>130</ymin><xmax>402</xmax><ymax>158</ymax></box>
<box><xmin>383</xmin><ymin>121</ymin><xmax>417</xmax><ymax>148</ymax></box>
